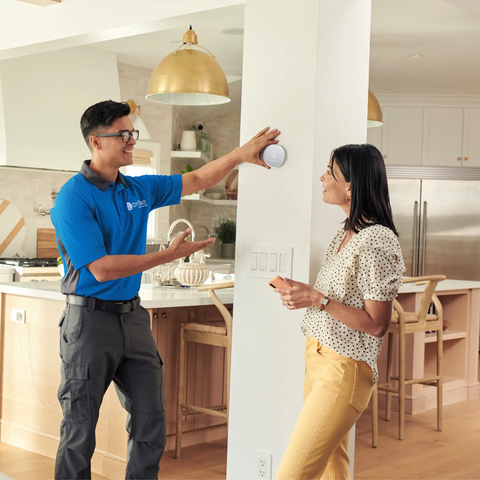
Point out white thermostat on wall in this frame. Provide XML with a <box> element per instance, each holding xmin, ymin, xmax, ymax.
<box><xmin>263</xmin><ymin>144</ymin><xmax>286</xmax><ymax>168</ymax></box>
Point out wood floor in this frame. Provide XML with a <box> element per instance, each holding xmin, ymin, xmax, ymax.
<box><xmin>1</xmin><ymin>400</ymin><xmax>480</xmax><ymax>479</ymax></box>
<box><xmin>0</xmin><ymin>439</ymin><xmax>227</xmax><ymax>480</ymax></box>
<box><xmin>355</xmin><ymin>397</ymin><xmax>480</xmax><ymax>480</ymax></box>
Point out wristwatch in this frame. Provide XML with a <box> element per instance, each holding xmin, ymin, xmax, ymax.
<box><xmin>318</xmin><ymin>296</ymin><xmax>329</xmax><ymax>311</ymax></box>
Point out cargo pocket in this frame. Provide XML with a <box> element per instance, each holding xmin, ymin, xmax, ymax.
<box><xmin>349</xmin><ymin>362</ymin><xmax>374</xmax><ymax>414</ymax></box>
<box><xmin>58</xmin><ymin>362</ymin><xmax>90</xmax><ymax>423</ymax></box>
<box><xmin>157</xmin><ymin>352</ymin><xmax>165</xmax><ymax>413</ymax></box>
<box><xmin>58</xmin><ymin>312</ymin><xmax>66</xmax><ymax>358</ymax></box>
<box><xmin>62</xmin><ymin>305</ymin><xmax>84</xmax><ymax>344</ymax></box>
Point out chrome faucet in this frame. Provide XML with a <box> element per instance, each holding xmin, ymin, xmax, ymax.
<box><xmin>193</xmin><ymin>225</ymin><xmax>210</xmax><ymax>239</ymax></box>
<box><xmin>167</xmin><ymin>218</ymin><xmax>196</xmax><ymax>245</ymax></box>
<box><xmin>156</xmin><ymin>219</ymin><xmax>195</xmax><ymax>288</ymax></box>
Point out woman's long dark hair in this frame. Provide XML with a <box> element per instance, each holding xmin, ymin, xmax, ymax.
<box><xmin>330</xmin><ymin>143</ymin><xmax>399</xmax><ymax>236</ymax></box>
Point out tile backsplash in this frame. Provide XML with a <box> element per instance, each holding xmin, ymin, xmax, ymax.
<box><xmin>0</xmin><ymin>167</ymin><xmax>75</xmax><ymax>258</ymax></box>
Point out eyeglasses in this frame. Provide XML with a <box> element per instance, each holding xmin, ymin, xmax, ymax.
<box><xmin>96</xmin><ymin>130</ymin><xmax>139</xmax><ymax>143</ymax></box>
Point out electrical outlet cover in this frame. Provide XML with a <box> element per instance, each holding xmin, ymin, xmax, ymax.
<box><xmin>257</xmin><ymin>451</ymin><xmax>272</xmax><ymax>479</ymax></box>
<box><xmin>11</xmin><ymin>308</ymin><xmax>26</xmax><ymax>323</ymax></box>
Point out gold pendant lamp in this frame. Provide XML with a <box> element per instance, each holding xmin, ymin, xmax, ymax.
<box><xmin>367</xmin><ymin>90</ymin><xmax>383</xmax><ymax>127</ymax></box>
<box><xmin>146</xmin><ymin>26</ymin><xmax>230</xmax><ymax>106</ymax></box>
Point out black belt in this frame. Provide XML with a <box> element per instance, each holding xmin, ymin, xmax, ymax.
<box><xmin>66</xmin><ymin>295</ymin><xmax>141</xmax><ymax>314</ymax></box>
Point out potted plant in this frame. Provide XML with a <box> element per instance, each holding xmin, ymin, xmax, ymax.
<box><xmin>212</xmin><ymin>217</ymin><xmax>236</xmax><ymax>258</ymax></box>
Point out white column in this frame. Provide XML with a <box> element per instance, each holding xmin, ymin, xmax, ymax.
<box><xmin>227</xmin><ymin>1</ymin><xmax>371</xmax><ymax>479</ymax></box>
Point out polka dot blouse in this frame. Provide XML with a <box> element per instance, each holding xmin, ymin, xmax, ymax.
<box><xmin>301</xmin><ymin>224</ymin><xmax>406</xmax><ymax>381</ymax></box>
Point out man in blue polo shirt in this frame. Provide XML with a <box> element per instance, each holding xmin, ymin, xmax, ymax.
<box><xmin>50</xmin><ymin>100</ymin><xmax>279</xmax><ymax>480</ymax></box>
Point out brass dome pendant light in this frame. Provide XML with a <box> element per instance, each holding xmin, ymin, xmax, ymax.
<box><xmin>146</xmin><ymin>26</ymin><xmax>230</xmax><ymax>106</ymax></box>
<box><xmin>367</xmin><ymin>90</ymin><xmax>383</xmax><ymax>127</ymax></box>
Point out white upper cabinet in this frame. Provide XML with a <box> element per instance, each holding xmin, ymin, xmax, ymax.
<box><xmin>462</xmin><ymin>108</ymin><xmax>480</xmax><ymax>167</ymax></box>
<box><xmin>381</xmin><ymin>107</ymin><xmax>423</xmax><ymax>166</ymax></box>
<box><xmin>366</xmin><ymin>123</ymin><xmax>383</xmax><ymax>153</ymax></box>
<box><xmin>368</xmin><ymin>103</ymin><xmax>480</xmax><ymax>168</ymax></box>
<box><xmin>422</xmin><ymin>108</ymin><xmax>464</xmax><ymax>167</ymax></box>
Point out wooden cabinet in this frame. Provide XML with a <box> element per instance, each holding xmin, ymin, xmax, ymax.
<box><xmin>0</xmin><ymin>293</ymin><xmax>232</xmax><ymax>479</ymax></box>
<box><xmin>150</xmin><ymin>304</ymin><xmax>232</xmax><ymax>440</ymax></box>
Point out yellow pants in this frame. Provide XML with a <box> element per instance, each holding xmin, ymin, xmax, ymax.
<box><xmin>276</xmin><ymin>336</ymin><xmax>374</xmax><ymax>480</ymax></box>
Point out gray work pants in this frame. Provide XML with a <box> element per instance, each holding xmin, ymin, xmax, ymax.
<box><xmin>55</xmin><ymin>302</ymin><xmax>166</xmax><ymax>480</ymax></box>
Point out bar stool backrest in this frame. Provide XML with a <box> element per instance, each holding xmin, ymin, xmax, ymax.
<box><xmin>197</xmin><ymin>281</ymin><xmax>234</xmax><ymax>333</ymax></box>
<box><xmin>395</xmin><ymin>275</ymin><xmax>446</xmax><ymax>326</ymax></box>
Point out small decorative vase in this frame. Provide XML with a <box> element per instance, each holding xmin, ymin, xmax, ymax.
<box><xmin>221</xmin><ymin>242</ymin><xmax>235</xmax><ymax>259</ymax></box>
<box><xmin>180</xmin><ymin>131</ymin><xmax>197</xmax><ymax>152</ymax></box>
<box><xmin>175</xmin><ymin>260</ymin><xmax>209</xmax><ymax>286</ymax></box>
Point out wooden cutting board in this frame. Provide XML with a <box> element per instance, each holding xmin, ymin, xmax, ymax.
<box><xmin>0</xmin><ymin>199</ymin><xmax>26</xmax><ymax>257</ymax></box>
<box><xmin>37</xmin><ymin>228</ymin><xmax>60</xmax><ymax>258</ymax></box>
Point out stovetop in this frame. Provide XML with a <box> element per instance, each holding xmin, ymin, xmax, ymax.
<box><xmin>0</xmin><ymin>258</ymin><xmax>58</xmax><ymax>267</ymax></box>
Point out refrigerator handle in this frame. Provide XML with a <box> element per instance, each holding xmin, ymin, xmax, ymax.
<box><xmin>420</xmin><ymin>201</ymin><xmax>428</xmax><ymax>276</ymax></box>
<box><xmin>412</xmin><ymin>201</ymin><xmax>419</xmax><ymax>276</ymax></box>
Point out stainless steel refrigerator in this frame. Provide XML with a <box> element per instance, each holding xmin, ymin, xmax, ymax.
<box><xmin>387</xmin><ymin>166</ymin><xmax>480</xmax><ymax>280</ymax></box>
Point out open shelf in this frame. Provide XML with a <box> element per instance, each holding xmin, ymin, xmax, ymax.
<box><xmin>425</xmin><ymin>330</ymin><xmax>467</xmax><ymax>343</ymax></box>
<box><xmin>182</xmin><ymin>194</ymin><xmax>237</xmax><ymax>206</ymax></box>
<box><xmin>171</xmin><ymin>150</ymin><xmax>209</xmax><ymax>169</ymax></box>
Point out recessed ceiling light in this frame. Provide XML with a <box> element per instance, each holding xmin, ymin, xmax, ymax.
<box><xmin>408</xmin><ymin>54</ymin><xmax>422</xmax><ymax>58</ymax></box>
<box><xmin>221</xmin><ymin>28</ymin><xmax>244</xmax><ymax>35</ymax></box>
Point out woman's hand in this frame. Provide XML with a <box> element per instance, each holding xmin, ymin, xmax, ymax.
<box><xmin>273</xmin><ymin>278</ymin><xmax>324</xmax><ymax>310</ymax></box>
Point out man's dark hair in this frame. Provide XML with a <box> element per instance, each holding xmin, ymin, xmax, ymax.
<box><xmin>330</xmin><ymin>143</ymin><xmax>399</xmax><ymax>236</ymax></box>
<box><xmin>80</xmin><ymin>100</ymin><xmax>131</xmax><ymax>149</ymax></box>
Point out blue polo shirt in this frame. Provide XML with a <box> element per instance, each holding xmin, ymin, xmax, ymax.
<box><xmin>51</xmin><ymin>160</ymin><xmax>182</xmax><ymax>301</ymax></box>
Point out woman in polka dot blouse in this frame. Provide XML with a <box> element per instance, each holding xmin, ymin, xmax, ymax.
<box><xmin>274</xmin><ymin>144</ymin><xmax>405</xmax><ymax>480</ymax></box>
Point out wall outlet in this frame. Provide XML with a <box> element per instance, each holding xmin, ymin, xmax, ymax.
<box><xmin>257</xmin><ymin>451</ymin><xmax>272</xmax><ymax>479</ymax></box>
<box><xmin>11</xmin><ymin>308</ymin><xmax>26</xmax><ymax>323</ymax></box>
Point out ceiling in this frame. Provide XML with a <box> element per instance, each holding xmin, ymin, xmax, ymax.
<box><xmin>90</xmin><ymin>0</ymin><xmax>480</xmax><ymax>100</ymax></box>
<box><xmin>370</xmin><ymin>0</ymin><xmax>480</xmax><ymax>95</ymax></box>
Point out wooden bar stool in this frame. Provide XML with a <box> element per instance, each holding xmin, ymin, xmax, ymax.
<box><xmin>175</xmin><ymin>281</ymin><xmax>234</xmax><ymax>459</ymax></box>
<box><xmin>372</xmin><ymin>275</ymin><xmax>446</xmax><ymax>446</ymax></box>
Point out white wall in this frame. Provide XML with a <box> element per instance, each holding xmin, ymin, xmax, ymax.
<box><xmin>227</xmin><ymin>1</ymin><xmax>371</xmax><ymax>478</ymax></box>
<box><xmin>0</xmin><ymin>46</ymin><xmax>121</xmax><ymax>170</ymax></box>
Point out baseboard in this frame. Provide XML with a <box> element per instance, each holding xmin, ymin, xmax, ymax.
<box><xmin>0</xmin><ymin>420</ymin><xmax>227</xmax><ymax>479</ymax></box>
<box><xmin>375</xmin><ymin>383</ymin><xmax>473</xmax><ymax>414</ymax></box>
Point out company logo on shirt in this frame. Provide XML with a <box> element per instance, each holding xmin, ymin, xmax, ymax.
<box><xmin>126</xmin><ymin>199</ymin><xmax>148</xmax><ymax>211</ymax></box>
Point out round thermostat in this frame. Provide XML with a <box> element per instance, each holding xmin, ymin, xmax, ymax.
<box><xmin>262</xmin><ymin>144</ymin><xmax>286</xmax><ymax>168</ymax></box>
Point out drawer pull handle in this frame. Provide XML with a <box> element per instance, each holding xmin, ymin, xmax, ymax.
<box><xmin>464</xmin><ymin>157</ymin><xmax>468</xmax><ymax>161</ymax></box>
<box><xmin>457</xmin><ymin>157</ymin><xmax>461</xmax><ymax>161</ymax></box>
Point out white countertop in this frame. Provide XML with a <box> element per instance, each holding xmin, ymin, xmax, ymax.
<box><xmin>398</xmin><ymin>279</ymin><xmax>480</xmax><ymax>294</ymax></box>
<box><xmin>0</xmin><ymin>282</ymin><xmax>234</xmax><ymax>308</ymax></box>
<box><xmin>1</xmin><ymin>279</ymin><xmax>479</xmax><ymax>309</ymax></box>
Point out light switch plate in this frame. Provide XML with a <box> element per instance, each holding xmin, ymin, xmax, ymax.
<box><xmin>247</xmin><ymin>245</ymin><xmax>293</xmax><ymax>279</ymax></box>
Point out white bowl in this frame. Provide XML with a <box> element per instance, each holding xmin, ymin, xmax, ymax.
<box><xmin>210</xmin><ymin>193</ymin><xmax>222</xmax><ymax>199</ymax></box>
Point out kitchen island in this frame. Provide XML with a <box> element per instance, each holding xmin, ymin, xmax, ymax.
<box><xmin>0</xmin><ymin>282</ymin><xmax>233</xmax><ymax>479</ymax></box>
